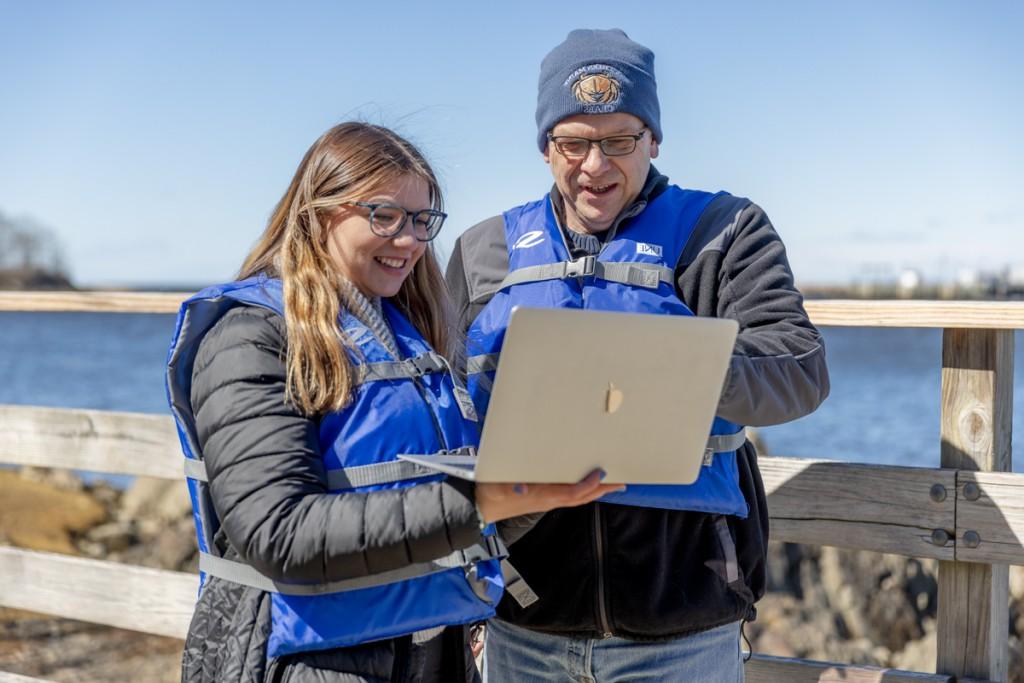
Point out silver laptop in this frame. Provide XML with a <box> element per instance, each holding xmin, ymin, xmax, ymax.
<box><xmin>399</xmin><ymin>307</ymin><xmax>737</xmax><ymax>485</ymax></box>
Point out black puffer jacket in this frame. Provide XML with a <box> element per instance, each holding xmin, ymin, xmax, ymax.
<box><xmin>180</xmin><ymin>305</ymin><xmax>481</xmax><ymax>683</ymax></box>
<box><xmin>445</xmin><ymin>169</ymin><xmax>829</xmax><ymax>640</ymax></box>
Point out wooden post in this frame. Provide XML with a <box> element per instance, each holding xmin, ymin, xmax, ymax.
<box><xmin>937</xmin><ymin>328</ymin><xmax>1012</xmax><ymax>682</ymax></box>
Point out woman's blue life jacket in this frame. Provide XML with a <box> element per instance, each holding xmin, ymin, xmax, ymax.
<box><xmin>165</xmin><ymin>275</ymin><xmax>505</xmax><ymax>658</ymax></box>
<box><xmin>466</xmin><ymin>186</ymin><xmax>749</xmax><ymax>517</ymax></box>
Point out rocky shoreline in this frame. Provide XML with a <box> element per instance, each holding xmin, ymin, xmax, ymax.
<box><xmin>1</xmin><ymin>467</ymin><xmax>1023</xmax><ymax>681</ymax></box>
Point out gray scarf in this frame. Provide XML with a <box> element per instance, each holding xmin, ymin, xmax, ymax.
<box><xmin>338</xmin><ymin>280</ymin><xmax>401</xmax><ymax>358</ymax></box>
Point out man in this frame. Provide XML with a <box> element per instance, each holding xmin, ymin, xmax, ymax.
<box><xmin>446</xmin><ymin>29</ymin><xmax>829</xmax><ymax>682</ymax></box>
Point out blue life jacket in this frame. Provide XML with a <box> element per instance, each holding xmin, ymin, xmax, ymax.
<box><xmin>166</xmin><ymin>275</ymin><xmax>504</xmax><ymax>658</ymax></box>
<box><xmin>466</xmin><ymin>187</ymin><xmax>749</xmax><ymax>517</ymax></box>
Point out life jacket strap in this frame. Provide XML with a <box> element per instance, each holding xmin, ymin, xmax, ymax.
<box><xmin>359</xmin><ymin>351</ymin><xmax>448</xmax><ymax>383</ymax></box>
<box><xmin>500</xmin><ymin>558</ymin><xmax>539</xmax><ymax>608</ymax></box>
<box><xmin>499</xmin><ymin>257</ymin><xmax>674</xmax><ymax>291</ymax></box>
<box><xmin>326</xmin><ymin>460</ymin><xmax>437</xmax><ymax>489</ymax></box>
<box><xmin>466</xmin><ymin>353</ymin><xmax>500</xmax><ymax>376</ymax></box>
<box><xmin>184</xmin><ymin>446</ymin><xmax>478</xmax><ymax>489</ymax></box>
<box><xmin>183</xmin><ymin>457</ymin><xmax>208</xmax><ymax>482</ymax></box>
<box><xmin>197</xmin><ymin>534</ymin><xmax>507</xmax><ymax>596</ymax></box>
<box><xmin>707</xmin><ymin>430</ymin><xmax>746</xmax><ymax>454</ymax></box>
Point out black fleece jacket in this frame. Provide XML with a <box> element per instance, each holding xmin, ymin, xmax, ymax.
<box><xmin>445</xmin><ymin>168</ymin><xmax>829</xmax><ymax>640</ymax></box>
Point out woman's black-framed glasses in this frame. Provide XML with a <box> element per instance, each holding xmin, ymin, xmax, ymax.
<box><xmin>340</xmin><ymin>202</ymin><xmax>447</xmax><ymax>242</ymax></box>
<box><xmin>546</xmin><ymin>128</ymin><xmax>648</xmax><ymax>158</ymax></box>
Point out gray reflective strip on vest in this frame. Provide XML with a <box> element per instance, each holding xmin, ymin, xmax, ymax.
<box><xmin>359</xmin><ymin>352</ymin><xmax>448</xmax><ymax>383</ymax></box>
<box><xmin>499</xmin><ymin>257</ymin><xmax>673</xmax><ymax>291</ymax></box>
<box><xmin>188</xmin><ymin>455</ymin><xmax>468</xmax><ymax>490</ymax></box>
<box><xmin>198</xmin><ymin>536</ymin><xmax>506</xmax><ymax>596</ymax></box>
<box><xmin>706</xmin><ymin>430</ymin><xmax>746</xmax><ymax>454</ymax></box>
<box><xmin>184</xmin><ymin>458</ymin><xmax>209</xmax><ymax>482</ymax></box>
<box><xmin>326</xmin><ymin>460</ymin><xmax>438</xmax><ymax>489</ymax></box>
<box><xmin>466</xmin><ymin>353</ymin><xmax>500</xmax><ymax>376</ymax></box>
<box><xmin>500</xmin><ymin>558</ymin><xmax>539</xmax><ymax>608</ymax></box>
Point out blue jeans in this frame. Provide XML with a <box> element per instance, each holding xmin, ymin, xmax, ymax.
<box><xmin>482</xmin><ymin>619</ymin><xmax>744</xmax><ymax>683</ymax></box>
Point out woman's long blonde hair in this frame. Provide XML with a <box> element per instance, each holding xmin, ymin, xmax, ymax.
<box><xmin>238</xmin><ymin>122</ymin><xmax>452</xmax><ymax>416</ymax></box>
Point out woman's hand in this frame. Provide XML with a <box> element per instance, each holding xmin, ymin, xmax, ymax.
<box><xmin>474</xmin><ymin>469</ymin><xmax>624</xmax><ymax>523</ymax></box>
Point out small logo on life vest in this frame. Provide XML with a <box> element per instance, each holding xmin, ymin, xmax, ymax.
<box><xmin>572</xmin><ymin>72</ymin><xmax>622</xmax><ymax>106</ymax></box>
<box><xmin>605</xmin><ymin>382</ymin><xmax>624</xmax><ymax>414</ymax></box>
<box><xmin>636</xmin><ymin>242</ymin><xmax>663</xmax><ymax>257</ymax></box>
<box><xmin>512</xmin><ymin>230</ymin><xmax>545</xmax><ymax>250</ymax></box>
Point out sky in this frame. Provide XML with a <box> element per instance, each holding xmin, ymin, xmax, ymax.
<box><xmin>1</xmin><ymin>1</ymin><xmax>1021</xmax><ymax>288</ymax></box>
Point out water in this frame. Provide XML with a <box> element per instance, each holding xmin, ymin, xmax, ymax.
<box><xmin>758</xmin><ymin>327</ymin><xmax>1024</xmax><ymax>470</ymax></box>
<box><xmin>0</xmin><ymin>313</ymin><xmax>1021</xmax><ymax>474</ymax></box>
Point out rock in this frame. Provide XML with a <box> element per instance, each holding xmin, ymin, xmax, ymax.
<box><xmin>121</xmin><ymin>519</ymin><xmax>197</xmax><ymax>572</ymax></box>
<box><xmin>891</xmin><ymin>624</ymin><xmax>936</xmax><ymax>672</ymax></box>
<box><xmin>17</xmin><ymin>466</ymin><xmax>84</xmax><ymax>492</ymax></box>
<box><xmin>0</xmin><ymin>610</ymin><xmax>181</xmax><ymax>682</ymax></box>
<box><xmin>1010</xmin><ymin>635</ymin><xmax>1023</xmax><ymax>683</ymax></box>
<box><xmin>86</xmin><ymin>481</ymin><xmax>123</xmax><ymax>515</ymax></box>
<box><xmin>749</xmin><ymin>542</ymin><xmax>949</xmax><ymax>671</ymax></box>
<box><xmin>765</xmin><ymin>542</ymin><xmax>810</xmax><ymax>596</ymax></box>
<box><xmin>0</xmin><ymin>469</ymin><xmax>106</xmax><ymax>554</ymax></box>
<box><xmin>119</xmin><ymin>477</ymin><xmax>191</xmax><ymax>524</ymax></box>
<box><xmin>1011</xmin><ymin>565</ymin><xmax>1024</xmax><ymax>601</ymax></box>
<box><xmin>84</xmin><ymin>521</ymin><xmax>136</xmax><ymax>553</ymax></box>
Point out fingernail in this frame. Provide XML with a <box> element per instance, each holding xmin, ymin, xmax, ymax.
<box><xmin>599</xmin><ymin>469</ymin><xmax>607</xmax><ymax>481</ymax></box>
<box><xmin>513</xmin><ymin>484</ymin><xmax>525</xmax><ymax>495</ymax></box>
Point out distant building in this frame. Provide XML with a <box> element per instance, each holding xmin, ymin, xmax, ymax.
<box><xmin>898</xmin><ymin>269</ymin><xmax>921</xmax><ymax>296</ymax></box>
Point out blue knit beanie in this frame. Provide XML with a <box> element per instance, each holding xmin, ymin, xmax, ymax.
<box><xmin>536</xmin><ymin>29</ymin><xmax>661</xmax><ymax>152</ymax></box>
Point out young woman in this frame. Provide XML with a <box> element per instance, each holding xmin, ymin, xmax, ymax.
<box><xmin>166</xmin><ymin>122</ymin><xmax>620</xmax><ymax>682</ymax></box>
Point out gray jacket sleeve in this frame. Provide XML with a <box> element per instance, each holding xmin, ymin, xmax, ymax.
<box><xmin>447</xmin><ymin>215</ymin><xmax>508</xmax><ymax>342</ymax></box>
<box><xmin>678</xmin><ymin>195</ymin><xmax>829</xmax><ymax>427</ymax></box>
<box><xmin>190</xmin><ymin>305</ymin><xmax>483</xmax><ymax>584</ymax></box>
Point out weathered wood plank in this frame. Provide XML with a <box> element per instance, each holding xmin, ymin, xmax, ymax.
<box><xmin>0</xmin><ymin>546</ymin><xmax>195</xmax><ymax>639</ymax></box>
<box><xmin>955</xmin><ymin>471</ymin><xmax>1024</xmax><ymax>565</ymax></box>
<box><xmin>3</xmin><ymin>293</ymin><xmax>1024</xmax><ymax>329</ymax></box>
<box><xmin>0</xmin><ymin>404</ymin><xmax>181</xmax><ymax>480</ymax></box>
<box><xmin>937</xmin><ymin>328</ymin><xmax>1012</xmax><ymax>682</ymax></box>
<box><xmin>0</xmin><ymin>672</ymin><xmax>55</xmax><ymax>683</ymax></box>
<box><xmin>0</xmin><ymin>291</ymin><xmax>189</xmax><ymax>313</ymax></box>
<box><xmin>1</xmin><ymin>405</ymin><xmax>989</xmax><ymax>564</ymax></box>
<box><xmin>760</xmin><ymin>457</ymin><xmax>956</xmax><ymax>560</ymax></box>
<box><xmin>804</xmin><ymin>300</ymin><xmax>1024</xmax><ymax>330</ymax></box>
<box><xmin>745</xmin><ymin>653</ymin><xmax>954</xmax><ymax>682</ymax></box>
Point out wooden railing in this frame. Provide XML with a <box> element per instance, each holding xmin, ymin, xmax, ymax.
<box><xmin>1</xmin><ymin>292</ymin><xmax>1021</xmax><ymax>683</ymax></box>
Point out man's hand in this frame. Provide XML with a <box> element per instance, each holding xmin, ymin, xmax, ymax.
<box><xmin>475</xmin><ymin>469</ymin><xmax>624</xmax><ymax>523</ymax></box>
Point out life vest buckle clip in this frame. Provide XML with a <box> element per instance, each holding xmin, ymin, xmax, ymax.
<box><xmin>566</xmin><ymin>255</ymin><xmax>597</xmax><ymax>278</ymax></box>
<box><xmin>404</xmin><ymin>352</ymin><xmax>445</xmax><ymax>377</ymax></box>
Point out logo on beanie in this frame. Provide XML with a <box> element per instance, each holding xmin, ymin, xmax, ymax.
<box><xmin>565</xmin><ymin>65</ymin><xmax>625</xmax><ymax>112</ymax></box>
<box><xmin>573</xmin><ymin>73</ymin><xmax>621</xmax><ymax>105</ymax></box>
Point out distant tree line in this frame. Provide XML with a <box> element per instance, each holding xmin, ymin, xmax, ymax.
<box><xmin>0</xmin><ymin>211</ymin><xmax>73</xmax><ymax>290</ymax></box>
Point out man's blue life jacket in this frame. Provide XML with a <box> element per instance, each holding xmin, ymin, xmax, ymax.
<box><xmin>466</xmin><ymin>187</ymin><xmax>749</xmax><ymax>517</ymax></box>
<box><xmin>166</xmin><ymin>275</ymin><xmax>505</xmax><ymax>658</ymax></box>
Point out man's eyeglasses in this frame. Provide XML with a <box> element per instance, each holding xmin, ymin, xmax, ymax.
<box><xmin>340</xmin><ymin>202</ymin><xmax>447</xmax><ymax>242</ymax></box>
<box><xmin>546</xmin><ymin>128</ymin><xmax>648</xmax><ymax>158</ymax></box>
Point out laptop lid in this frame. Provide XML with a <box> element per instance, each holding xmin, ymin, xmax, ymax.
<box><xmin>471</xmin><ymin>307</ymin><xmax>738</xmax><ymax>484</ymax></box>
